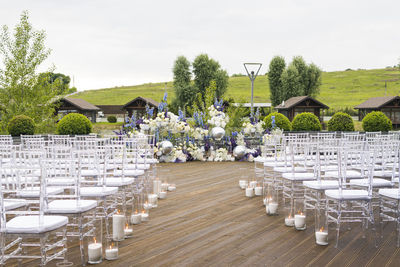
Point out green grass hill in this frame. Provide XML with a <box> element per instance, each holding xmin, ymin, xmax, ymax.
<box><xmin>71</xmin><ymin>68</ymin><xmax>400</xmax><ymax>109</ymax></box>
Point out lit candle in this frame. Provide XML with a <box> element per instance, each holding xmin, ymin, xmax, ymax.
<box><xmin>143</xmin><ymin>201</ymin><xmax>152</xmax><ymax>210</ymax></box>
<box><xmin>159</xmin><ymin>191</ymin><xmax>167</xmax><ymax>199</ymax></box>
<box><xmin>239</xmin><ymin>180</ymin><xmax>247</xmax><ymax>189</ymax></box>
<box><xmin>112</xmin><ymin>211</ymin><xmax>125</xmax><ymax>241</ymax></box>
<box><xmin>161</xmin><ymin>183</ymin><xmax>169</xmax><ymax>191</ymax></box>
<box><xmin>168</xmin><ymin>185</ymin><xmax>176</xmax><ymax>191</ymax></box>
<box><xmin>267</xmin><ymin>202</ymin><xmax>278</xmax><ymax>215</ymax></box>
<box><xmin>105</xmin><ymin>244</ymin><xmax>118</xmax><ymax>260</ymax></box>
<box><xmin>294</xmin><ymin>213</ymin><xmax>306</xmax><ymax>230</ymax></box>
<box><xmin>130</xmin><ymin>211</ymin><xmax>142</xmax><ymax>225</ymax></box>
<box><xmin>245</xmin><ymin>187</ymin><xmax>254</xmax><ymax>197</ymax></box>
<box><xmin>124</xmin><ymin>224</ymin><xmax>133</xmax><ymax>238</ymax></box>
<box><xmin>254</xmin><ymin>186</ymin><xmax>263</xmax><ymax>196</ymax></box>
<box><xmin>88</xmin><ymin>238</ymin><xmax>102</xmax><ymax>263</ymax></box>
<box><xmin>285</xmin><ymin>215</ymin><xmax>295</xmax><ymax>227</ymax></box>
<box><xmin>315</xmin><ymin>227</ymin><xmax>328</xmax><ymax>245</ymax></box>
<box><xmin>141</xmin><ymin>210</ymin><xmax>149</xmax><ymax>221</ymax></box>
<box><xmin>148</xmin><ymin>194</ymin><xmax>158</xmax><ymax>207</ymax></box>
<box><xmin>249</xmin><ymin>181</ymin><xmax>257</xmax><ymax>188</ymax></box>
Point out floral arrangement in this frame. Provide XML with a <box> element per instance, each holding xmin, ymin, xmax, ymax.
<box><xmin>207</xmin><ymin>100</ymin><xmax>229</xmax><ymax>128</ymax></box>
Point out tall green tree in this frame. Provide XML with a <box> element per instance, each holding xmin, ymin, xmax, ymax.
<box><xmin>280</xmin><ymin>64</ymin><xmax>302</xmax><ymax>101</ymax></box>
<box><xmin>268</xmin><ymin>56</ymin><xmax>286</xmax><ymax>106</ymax></box>
<box><xmin>172</xmin><ymin>56</ymin><xmax>197</xmax><ymax>109</ymax></box>
<box><xmin>192</xmin><ymin>54</ymin><xmax>228</xmax><ymax>99</ymax></box>
<box><xmin>0</xmin><ymin>11</ymin><xmax>58</xmax><ymax>132</ymax></box>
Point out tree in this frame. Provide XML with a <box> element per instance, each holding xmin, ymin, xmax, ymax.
<box><xmin>268</xmin><ymin>56</ymin><xmax>286</xmax><ymax>106</ymax></box>
<box><xmin>39</xmin><ymin>72</ymin><xmax>74</xmax><ymax>95</ymax></box>
<box><xmin>172</xmin><ymin>56</ymin><xmax>197</xmax><ymax>110</ymax></box>
<box><xmin>0</xmin><ymin>11</ymin><xmax>58</xmax><ymax>132</ymax></box>
<box><xmin>192</xmin><ymin>54</ymin><xmax>228</xmax><ymax>99</ymax></box>
<box><xmin>280</xmin><ymin>64</ymin><xmax>302</xmax><ymax>101</ymax></box>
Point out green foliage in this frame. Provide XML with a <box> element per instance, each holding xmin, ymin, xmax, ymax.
<box><xmin>268</xmin><ymin>56</ymin><xmax>286</xmax><ymax>106</ymax></box>
<box><xmin>327</xmin><ymin>112</ymin><xmax>355</xmax><ymax>131</ymax></box>
<box><xmin>263</xmin><ymin>112</ymin><xmax>291</xmax><ymax>131</ymax></box>
<box><xmin>39</xmin><ymin>72</ymin><xmax>72</xmax><ymax>95</ymax></box>
<box><xmin>173</xmin><ymin>56</ymin><xmax>197</xmax><ymax>110</ymax></box>
<box><xmin>192</xmin><ymin>54</ymin><xmax>228</xmax><ymax>99</ymax></box>
<box><xmin>324</xmin><ymin>107</ymin><xmax>357</xmax><ymax>116</ymax></box>
<box><xmin>362</xmin><ymin>111</ymin><xmax>392</xmax><ymax>132</ymax></box>
<box><xmin>107</xmin><ymin>115</ymin><xmax>117</xmax><ymax>123</ymax></box>
<box><xmin>292</xmin><ymin>112</ymin><xmax>322</xmax><ymax>131</ymax></box>
<box><xmin>0</xmin><ymin>11</ymin><xmax>58</xmax><ymax>133</ymax></box>
<box><xmin>225</xmin><ymin>100</ymin><xmax>247</xmax><ymax>133</ymax></box>
<box><xmin>56</xmin><ymin>113</ymin><xmax>92</xmax><ymax>135</ymax></box>
<box><xmin>7</xmin><ymin>115</ymin><xmax>35</xmax><ymax>136</ymax></box>
<box><xmin>281</xmin><ymin>64</ymin><xmax>302</xmax><ymax>101</ymax></box>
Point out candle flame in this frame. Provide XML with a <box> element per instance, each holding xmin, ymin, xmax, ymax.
<box><xmin>135</xmin><ymin>209</ymin><xmax>138</xmax><ymax>214</ymax></box>
<box><xmin>288</xmin><ymin>215</ymin><xmax>291</xmax><ymax>219</ymax></box>
<box><xmin>141</xmin><ymin>210</ymin><xmax>145</xmax><ymax>214</ymax></box>
<box><xmin>320</xmin><ymin>227</ymin><xmax>324</xmax><ymax>232</ymax></box>
<box><xmin>93</xmin><ymin>237</ymin><xmax>97</xmax><ymax>243</ymax></box>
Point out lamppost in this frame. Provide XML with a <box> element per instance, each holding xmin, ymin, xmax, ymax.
<box><xmin>244</xmin><ymin>63</ymin><xmax>262</xmax><ymax>118</ymax></box>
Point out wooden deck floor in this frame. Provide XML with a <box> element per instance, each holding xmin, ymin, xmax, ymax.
<box><xmin>12</xmin><ymin>162</ymin><xmax>400</xmax><ymax>266</ymax></box>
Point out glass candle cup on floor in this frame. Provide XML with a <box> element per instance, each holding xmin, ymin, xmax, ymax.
<box><xmin>88</xmin><ymin>237</ymin><xmax>102</xmax><ymax>264</ymax></box>
<box><xmin>294</xmin><ymin>199</ymin><xmax>306</xmax><ymax>230</ymax></box>
<box><xmin>315</xmin><ymin>208</ymin><xmax>328</xmax><ymax>245</ymax></box>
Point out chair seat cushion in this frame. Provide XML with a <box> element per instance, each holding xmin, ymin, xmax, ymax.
<box><xmin>303</xmin><ymin>180</ymin><xmax>339</xmax><ymax>190</ymax></box>
<box><xmin>264</xmin><ymin>161</ymin><xmax>291</xmax><ymax>167</ymax></box>
<box><xmin>4</xmin><ymin>199</ymin><xmax>27</xmax><ymax>211</ymax></box>
<box><xmin>4</xmin><ymin>215</ymin><xmax>68</xmax><ymax>234</ymax></box>
<box><xmin>16</xmin><ymin>187</ymin><xmax>64</xmax><ymax>198</ymax></box>
<box><xmin>81</xmin><ymin>169</ymin><xmax>101</xmax><ymax>177</ymax></box>
<box><xmin>282</xmin><ymin>172</ymin><xmax>315</xmax><ymax>181</ymax></box>
<box><xmin>274</xmin><ymin>167</ymin><xmax>307</xmax><ymax>173</ymax></box>
<box><xmin>80</xmin><ymin>187</ymin><xmax>118</xmax><ymax>197</ymax></box>
<box><xmin>124</xmin><ymin>163</ymin><xmax>150</xmax><ymax>170</ymax></box>
<box><xmin>47</xmin><ymin>178</ymin><xmax>75</xmax><ymax>186</ymax></box>
<box><xmin>379</xmin><ymin>188</ymin><xmax>400</xmax><ymax>199</ymax></box>
<box><xmin>47</xmin><ymin>200</ymin><xmax>97</xmax><ymax>214</ymax></box>
<box><xmin>349</xmin><ymin>178</ymin><xmax>392</xmax><ymax>188</ymax></box>
<box><xmin>113</xmin><ymin>169</ymin><xmax>144</xmax><ymax>177</ymax></box>
<box><xmin>104</xmin><ymin>178</ymin><xmax>135</xmax><ymax>186</ymax></box>
<box><xmin>325</xmin><ymin>170</ymin><xmax>363</xmax><ymax>179</ymax></box>
<box><xmin>373</xmin><ymin>170</ymin><xmax>398</xmax><ymax>178</ymax></box>
<box><xmin>254</xmin><ymin>156</ymin><xmax>269</xmax><ymax>163</ymax></box>
<box><xmin>325</xmin><ymin>189</ymin><xmax>370</xmax><ymax>200</ymax></box>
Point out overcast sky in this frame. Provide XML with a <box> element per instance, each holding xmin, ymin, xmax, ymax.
<box><xmin>0</xmin><ymin>0</ymin><xmax>399</xmax><ymax>91</ymax></box>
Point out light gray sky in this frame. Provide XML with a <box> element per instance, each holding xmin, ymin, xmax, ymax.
<box><xmin>1</xmin><ymin>0</ymin><xmax>399</xmax><ymax>91</ymax></box>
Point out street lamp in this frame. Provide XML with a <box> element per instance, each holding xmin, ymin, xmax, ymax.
<box><xmin>243</xmin><ymin>63</ymin><xmax>262</xmax><ymax>118</ymax></box>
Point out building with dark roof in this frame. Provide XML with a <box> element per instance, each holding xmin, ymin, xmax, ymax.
<box><xmin>56</xmin><ymin>97</ymin><xmax>100</xmax><ymax>123</ymax></box>
<box><xmin>275</xmin><ymin>96</ymin><xmax>329</xmax><ymax>121</ymax></box>
<box><xmin>354</xmin><ymin>96</ymin><xmax>400</xmax><ymax>125</ymax></box>
<box><xmin>123</xmin><ymin>97</ymin><xmax>159</xmax><ymax>118</ymax></box>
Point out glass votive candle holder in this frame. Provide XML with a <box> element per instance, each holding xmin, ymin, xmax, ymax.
<box><xmin>266</xmin><ymin>184</ymin><xmax>278</xmax><ymax>215</ymax></box>
<box><xmin>124</xmin><ymin>223</ymin><xmax>133</xmax><ymax>239</ymax></box>
<box><xmin>105</xmin><ymin>239</ymin><xmax>118</xmax><ymax>261</ymax></box>
<box><xmin>315</xmin><ymin>209</ymin><xmax>328</xmax><ymax>245</ymax></box>
<box><xmin>294</xmin><ymin>199</ymin><xmax>306</xmax><ymax>230</ymax></box>
<box><xmin>284</xmin><ymin>205</ymin><xmax>295</xmax><ymax>227</ymax></box>
<box><xmin>88</xmin><ymin>237</ymin><xmax>102</xmax><ymax>264</ymax></box>
<box><xmin>112</xmin><ymin>210</ymin><xmax>126</xmax><ymax>241</ymax></box>
<box><xmin>168</xmin><ymin>183</ymin><xmax>176</xmax><ymax>191</ymax></box>
<box><xmin>141</xmin><ymin>209</ymin><xmax>149</xmax><ymax>222</ymax></box>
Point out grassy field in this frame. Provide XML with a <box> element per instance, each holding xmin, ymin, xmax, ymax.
<box><xmin>71</xmin><ymin>68</ymin><xmax>400</xmax><ymax>109</ymax></box>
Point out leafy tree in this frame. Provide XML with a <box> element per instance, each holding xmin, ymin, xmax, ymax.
<box><xmin>304</xmin><ymin>63</ymin><xmax>322</xmax><ymax>97</ymax></box>
<box><xmin>192</xmin><ymin>54</ymin><xmax>228</xmax><ymax>99</ymax></box>
<box><xmin>268</xmin><ymin>56</ymin><xmax>286</xmax><ymax>106</ymax></box>
<box><xmin>0</xmin><ymin>11</ymin><xmax>58</xmax><ymax>132</ymax></box>
<box><xmin>280</xmin><ymin>64</ymin><xmax>302</xmax><ymax>101</ymax></box>
<box><xmin>172</xmin><ymin>56</ymin><xmax>197</xmax><ymax>110</ymax></box>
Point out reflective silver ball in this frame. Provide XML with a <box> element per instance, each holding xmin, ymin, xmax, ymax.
<box><xmin>233</xmin><ymin>145</ymin><xmax>246</xmax><ymax>159</ymax></box>
<box><xmin>211</xmin><ymin>127</ymin><xmax>225</xmax><ymax>140</ymax></box>
<box><xmin>161</xmin><ymin>141</ymin><xmax>173</xmax><ymax>155</ymax></box>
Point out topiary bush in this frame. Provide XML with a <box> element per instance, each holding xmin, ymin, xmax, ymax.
<box><xmin>263</xmin><ymin>112</ymin><xmax>291</xmax><ymax>131</ymax></box>
<box><xmin>328</xmin><ymin>112</ymin><xmax>355</xmax><ymax>132</ymax></box>
<box><xmin>362</xmin><ymin>111</ymin><xmax>392</xmax><ymax>132</ymax></box>
<box><xmin>7</xmin><ymin>115</ymin><xmax>35</xmax><ymax>136</ymax></box>
<box><xmin>107</xmin><ymin>115</ymin><xmax>117</xmax><ymax>123</ymax></box>
<box><xmin>292</xmin><ymin>112</ymin><xmax>321</xmax><ymax>131</ymax></box>
<box><xmin>56</xmin><ymin>113</ymin><xmax>92</xmax><ymax>135</ymax></box>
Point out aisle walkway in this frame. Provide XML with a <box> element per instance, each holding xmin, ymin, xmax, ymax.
<box><xmin>47</xmin><ymin>162</ymin><xmax>399</xmax><ymax>266</ymax></box>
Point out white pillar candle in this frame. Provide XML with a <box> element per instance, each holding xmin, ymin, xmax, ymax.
<box><xmin>249</xmin><ymin>181</ymin><xmax>257</xmax><ymax>188</ymax></box>
<box><xmin>112</xmin><ymin>213</ymin><xmax>125</xmax><ymax>241</ymax></box>
<box><xmin>105</xmin><ymin>248</ymin><xmax>118</xmax><ymax>260</ymax></box>
<box><xmin>315</xmin><ymin>229</ymin><xmax>328</xmax><ymax>245</ymax></box>
<box><xmin>148</xmin><ymin>194</ymin><xmax>158</xmax><ymax>207</ymax></box>
<box><xmin>159</xmin><ymin>191</ymin><xmax>167</xmax><ymax>199</ymax></box>
<box><xmin>239</xmin><ymin>180</ymin><xmax>248</xmax><ymax>189</ymax></box>
<box><xmin>254</xmin><ymin>186</ymin><xmax>263</xmax><ymax>196</ymax></box>
<box><xmin>168</xmin><ymin>185</ymin><xmax>176</xmax><ymax>191</ymax></box>
<box><xmin>141</xmin><ymin>212</ymin><xmax>149</xmax><ymax>221</ymax></box>
<box><xmin>88</xmin><ymin>242</ymin><xmax>102</xmax><ymax>263</ymax></box>
<box><xmin>153</xmin><ymin>179</ymin><xmax>161</xmax><ymax>195</ymax></box>
<box><xmin>124</xmin><ymin>227</ymin><xmax>133</xmax><ymax>238</ymax></box>
<box><xmin>294</xmin><ymin>214</ymin><xmax>306</xmax><ymax>230</ymax></box>
<box><xmin>161</xmin><ymin>183</ymin><xmax>169</xmax><ymax>191</ymax></box>
<box><xmin>267</xmin><ymin>203</ymin><xmax>278</xmax><ymax>214</ymax></box>
<box><xmin>285</xmin><ymin>216</ymin><xmax>295</xmax><ymax>227</ymax></box>
<box><xmin>130</xmin><ymin>213</ymin><xmax>141</xmax><ymax>225</ymax></box>
<box><xmin>245</xmin><ymin>187</ymin><xmax>254</xmax><ymax>197</ymax></box>
<box><xmin>143</xmin><ymin>202</ymin><xmax>152</xmax><ymax>210</ymax></box>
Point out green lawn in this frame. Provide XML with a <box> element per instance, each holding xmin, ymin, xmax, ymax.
<box><xmin>71</xmin><ymin>68</ymin><xmax>400</xmax><ymax>109</ymax></box>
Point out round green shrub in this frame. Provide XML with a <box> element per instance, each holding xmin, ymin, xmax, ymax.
<box><xmin>107</xmin><ymin>115</ymin><xmax>117</xmax><ymax>123</ymax></box>
<box><xmin>56</xmin><ymin>113</ymin><xmax>92</xmax><ymax>135</ymax></box>
<box><xmin>292</xmin><ymin>112</ymin><xmax>322</xmax><ymax>131</ymax></box>
<box><xmin>263</xmin><ymin>112</ymin><xmax>291</xmax><ymax>131</ymax></box>
<box><xmin>7</xmin><ymin>115</ymin><xmax>35</xmax><ymax>136</ymax></box>
<box><xmin>327</xmin><ymin>112</ymin><xmax>355</xmax><ymax>132</ymax></box>
<box><xmin>362</xmin><ymin>111</ymin><xmax>392</xmax><ymax>132</ymax></box>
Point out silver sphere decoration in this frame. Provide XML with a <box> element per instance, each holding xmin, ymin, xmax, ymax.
<box><xmin>211</xmin><ymin>127</ymin><xmax>225</xmax><ymax>140</ymax></box>
<box><xmin>161</xmin><ymin>141</ymin><xmax>173</xmax><ymax>155</ymax></box>
<box><xmin>233</xmin><ymin>145</ymin><xmax>246</xmax><ymax>159</ymax></box>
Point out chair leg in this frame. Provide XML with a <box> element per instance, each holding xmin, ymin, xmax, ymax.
<box><xmin>335</xmin><ymin>201</ymin><xmax>342</xmax><ymax>248</ymax></box>
<box><xmin>397</xmin><ymin>200</ymin><xmax>400</xmax><ymax>248</ymax></box>
<box><xmin>368</xmin><ymin>201</ymin><xmax>377</xmax><ymax>248</ymax></box>
<box><xmin>0</xmin><ymin>233</ymin><xmax>4</xmax><ymax>266</ymax></box>
<box><xmin>78</xmin><ymin>214</ymin><xmax>86</xmax><ymax>266</ymax></box>
<box><xmin>40</xmin><ymin>234</ymin><xmax>48</xmax><ymax>267</ymax></box>
<box><xmin>379</xmin><ymin>199</ymin><xmax>384</xmax><ymax>239</ymax></box>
